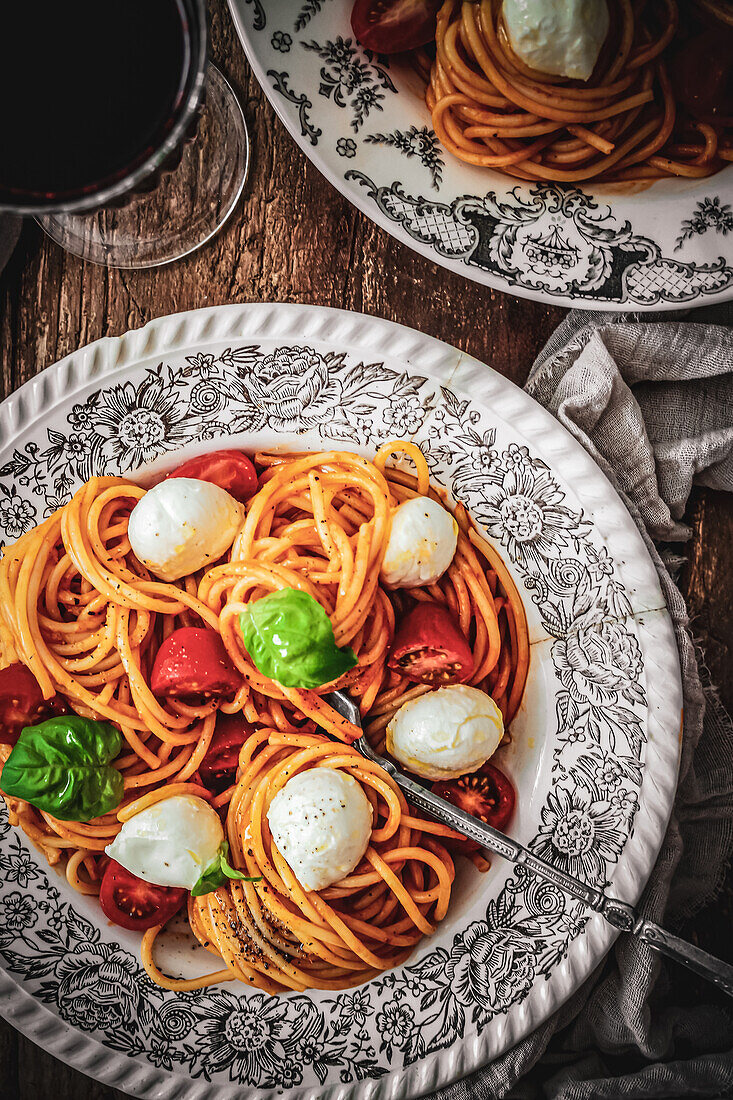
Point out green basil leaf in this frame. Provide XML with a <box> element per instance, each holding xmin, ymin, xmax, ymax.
<box><xmin>239</xmin><ymin>588</ymin><xmax>357</xmax><ymax>689</ymax></box>
<box><xmin>220</xmin><ymin>847</ymin><xmax>248</xmax><ymax>882</ymax></box>
<box><xmin>190</xmin><ymin>860</ymin><xmax>225</xmax><ymax>898</ymax></box>
<box><xmin>190</xmin><ymin>841</ymin><xmax>260</xmax><ymax>898</ymax></box>
<box><xmin>0</xmin><ymin>715</ymin><xmax>123</xmax><ymax>822</ymax></box>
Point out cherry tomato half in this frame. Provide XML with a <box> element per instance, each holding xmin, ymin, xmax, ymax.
<box><xmin>351</xmin><ymin>0</ymin><xmax>442</xmax><ymax>54</ymax></box>
<box><xmin>198</xmin><ymin>711</ymin><xmax>254</xmax><ymax>793</ymax></box>
<box><xmin>166</xmin><ymin>449</ymin><xmax>258</xmax><ymax>503</ymax></box>
<box><xmin>150</xmin><ymin>627</ymin><xmax>242</xmax><ymax>702</ymax></box>
<box><xmin>0</xmin><ymin>663</ymin><xmax>65</xmax><ymax>746</ymax></box>
<box><xmin>388</xmin><ymin>601</ymin><xmax>474</xmax><ymax>685</ymax></box>
<box><xmin>99</xmin><ymin>859</ymin><xmax>186</xmax><ymax>931</ymax></box>
<box><xmin>432</xmin><ymin>762</ymin><xmax>516</xmax><ymax>854</ymax></box>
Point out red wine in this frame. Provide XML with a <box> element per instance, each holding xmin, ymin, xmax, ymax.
<box><xmin>0</xmin><ymin>1</ymin><xmax>202</xmax><ymax>206</ymax></box>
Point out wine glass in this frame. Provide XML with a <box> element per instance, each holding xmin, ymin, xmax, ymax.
<box><xmin>0</xmin><ymin>0</ymin><xmax>249</xmax><ymax>269</ymax></box>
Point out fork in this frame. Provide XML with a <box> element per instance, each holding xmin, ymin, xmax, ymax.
<box><xmin>326</xmin><ymin>689</ymin><xmax>733</xmax><ymax>998</ymax></box>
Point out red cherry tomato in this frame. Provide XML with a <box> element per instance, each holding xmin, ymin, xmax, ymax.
<box><xmin>150</xmin><ymin>627</ymin><xmax>242</xmax><ymax>701</ymax></box>
<box><xmin>198</xmin><ymin>711</ymin><xmax>254</xmax><ymax>794</ymax></box>
<box><xmin>351</xmin><ymin>0</ymin><xmax>442</xmax><ymax>54</ymax></box>
<box><xmin>432</xmin><ymin>763</ymin><xmax>516</xmax><ymax>854</ymax></box>
<box><xmin>99</xmin><ymin>860</ymin><xmax>186</xmax><ymax>931</ymax></box>
<box><xmin>166</xmin><ymin>449</ymin><xmax>258</xmax><ymax>503</ymax></box>
<box><xmin>388</xmin><ymin>602</ymin><xmax>474</xmax><ymax>685</ymax></box>
<box><xmin>0</xmin><ymin>663</ymin><xmax>65</xmax><ymax>746</ymax></box>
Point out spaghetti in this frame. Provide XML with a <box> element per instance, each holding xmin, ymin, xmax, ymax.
<box><xmin>422</xmin><ymin>0</ymin><xmax>732</xmax><ymax>181</ymax></box>
<box><xmin>0</xmin><ymin>442</ymin><xmax>529</xmax><ymax>993</ymax></box>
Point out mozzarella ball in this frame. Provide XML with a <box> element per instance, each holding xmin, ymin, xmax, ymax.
<box><xmin>267</xmin><ymin>769</ymin><xmax>372</xmax><ymax>892</ymax></box>
<box><xmin>128</xmin><ymin>478</ymin><xmax>244</xmax><ymax>581</ymax></box>
<box><xmin>386</xmin><ymin>684</ymin><xmax>504</xmax><ymax>781</ymax></box>
<box><xmin>381</xmin><ymin>497</ymin><xmax>458</xmax><ymax>588</ymax></box>
<box><xmin>503</xmin><ymin>0</ymin><xmax>610</xmax><ymax>82</ymax></box>
<box><xmin>106</xmin><ymin>795</ymin><xmax>224</xmax><ymax>890</ymax></box>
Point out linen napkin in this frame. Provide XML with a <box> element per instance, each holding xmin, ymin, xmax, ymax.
<box><xmin>432</xmin><ymin>307</ymin><xmax>733</xmax><ymax>1100</ymax></box>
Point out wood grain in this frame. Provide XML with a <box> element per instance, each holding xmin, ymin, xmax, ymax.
<box><xmin>0</xmin><ymin>1</ymin><xmax>731</xmax><ymax>1095</ymax></box>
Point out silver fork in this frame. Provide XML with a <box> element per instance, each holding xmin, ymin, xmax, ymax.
<box><xmin>326</xmin><ymin>689</ymin><xmax>733</xmax><ymax>998</ymax></box>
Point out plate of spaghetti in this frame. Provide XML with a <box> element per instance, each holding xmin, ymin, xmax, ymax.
<box><xmin>229</xmin><ymin>0</ymin><xmax>733</xmax><ymax>309</ymax></box>
<box><xmin>0</xmin><ymin>304</ymin><xmax>682</xmax><ymax>1100</ymax></box>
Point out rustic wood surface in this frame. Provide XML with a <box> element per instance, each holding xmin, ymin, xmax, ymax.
<box><xmin>0</xmin><ymin>2</ymin><xmax>731</xmax><ymax>1097</ymax></box>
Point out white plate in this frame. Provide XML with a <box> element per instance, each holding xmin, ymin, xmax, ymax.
<box><xmin>228</xmin><ymin>0</ymin><xmax>733</xmax><ymax>311</ymax></box>
<box><xmin>0</xmin><ymin>304</ymin><xmax>681</xmax><ymax>1099</ymax></box>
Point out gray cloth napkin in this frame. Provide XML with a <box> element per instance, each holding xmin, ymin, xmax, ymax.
<box><xmin>432</xmin><ymin>308</ymin><xmax>733</xmax><ymax>1100</ymax></box>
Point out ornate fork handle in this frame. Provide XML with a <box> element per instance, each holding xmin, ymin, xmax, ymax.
<box><xmin>326</xmin><ymin>695</ymin><xmax>733</xmax><ymax>1000</ymax></box>
<box><xmin>376</xmin><ymin>751</ymin><xmax>733</xmax><ymax>997</ymax></box>
<box><xmin>378</xmin><ymin>755</ymin><xmax>625</xmax><ymax>921</ymax></box>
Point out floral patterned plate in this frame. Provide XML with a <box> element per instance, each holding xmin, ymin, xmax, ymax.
<box><xmin>228</xmin><ymin>0</ymin><xmax>733</xmax><ymax>311</ymax></box>
<box><xmin>0</xmin><ymin>304</ymin><xmax>682</xmax><ymax>1099</ymax></box>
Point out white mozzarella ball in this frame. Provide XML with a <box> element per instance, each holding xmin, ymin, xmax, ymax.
<box><xmin>381</xmin><ymin>496</ymin><xmax>458</xmax><ymax>588</ymax></box>
<box><xmin>386</xmin><ymin>684</ymin><xmax>504</xmax><ymax>781</ymax></box>
<box><xmin>128</xmin><ymin>478</ymin><xmax>244</xmax><ymax>581</ymax></box>
<box><xmin>267</xmin><ymin>769</ymin><xmax>373</xmax><ymax>892</ymax></box>
<box><xmin>106</xmin><ymin>795</ymin><xmax>224</xmax><ymax>890</ymax></box>
<box><xmin>503</xmin><ymin>0</ymin><xmax>610</xmax><ymax>81</ymax></box>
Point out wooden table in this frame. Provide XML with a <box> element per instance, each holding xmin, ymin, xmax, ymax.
<box><xmin>1</xmin><ymin>2</ymin><xmax>731</xmax><ymax>1096</ymax></box>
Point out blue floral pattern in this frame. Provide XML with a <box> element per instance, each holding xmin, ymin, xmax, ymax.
<box><xmin>0</xmin><ymin>340</ymin><xmax>650</xmax><ymax>1088</ymax></box>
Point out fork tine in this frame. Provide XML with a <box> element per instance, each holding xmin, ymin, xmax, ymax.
<box><xmin>325</xmin><ymin>690</ymin><xmax>394</xmax><ymax>766</ymax></box>
<box><xmin>325</xmin><ymin>689</ymin><xmax>363</xmax><ymax>728</ymax></box>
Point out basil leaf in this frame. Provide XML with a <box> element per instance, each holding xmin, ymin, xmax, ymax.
<box><xmin>220</xmin><ymin>848</ymin><xmax>248</xmax><ymax>881</ymax></box>
<box><xmin>190</xmin><ymin>860</ymin><xmax>226</xmax><ymax>899</ymax></box>
<box><xmin>0</xmin><ymin>715</ymin><xmax>123</xmax><ymax>822</ymax></box>
<box><xmin>239</xmin><ymin>588</ymin><xmax>357</xmax><ymax>689</ymax></box>
<box><xmin>191</xmin><ymin>841</ymin><xmax>260</xmax><ymax>898</ymax></box>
